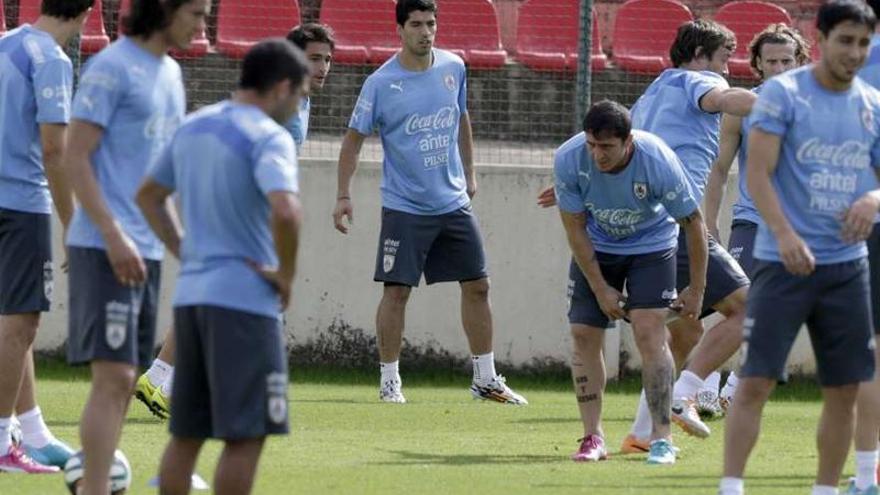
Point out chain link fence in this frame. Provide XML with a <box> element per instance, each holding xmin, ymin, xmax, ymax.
<box><xmin>2</xmin><ymin>0</ymin><xmax>823</xmax><ymax>166</ymax></box>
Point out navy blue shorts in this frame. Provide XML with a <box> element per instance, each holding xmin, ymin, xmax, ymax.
<box><xmin>374</xmin><ymin>206</ymin><xmax>488</xmax><ymax>287</ymax></box>
<box><xmin>740</xmin><ymin>259</ymin><xmax>875</xmax><ymax>387</ymax></box>
<box><xmin>728</xmin><ymin>220</ymin><xmax>758</xmax><ymax>279</ymax></box>
<box><xmin>568</xmin><ymin>248</ymin><xmax>678</xmax><ymax>328</ymax></box>
<box><xmin>676</xmin><ymin>229</ymin><xmax>750</xmax><ymax>317</ymax></box>
<box><xmin>868</xmin><ymin>223</ymin><xmax>880</xmax><ymax>333</ymax></box>
<box><xmin>170</xmin><ymin>306</ymin><xmax>289</xmax><ymax>440</ymax></box>
<box><xmin>0</xmin><ymin>209</ymin><xmax>52</xmax><ymax>314</ymax></box>
<box><xmin>66</xmin><ymin>247</ymin><xmax>161</xmax><ymax>368</ymax></box>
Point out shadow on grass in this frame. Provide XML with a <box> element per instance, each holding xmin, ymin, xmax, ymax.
<box><xmin>511</xmin><ymin>416</ymin><xmax>634</xmax><ymax>425</ymax></box>
<box><xmin>375</xmin><ymin>449</ymin><xmax>562</xmax><ymax>466</ymax></box>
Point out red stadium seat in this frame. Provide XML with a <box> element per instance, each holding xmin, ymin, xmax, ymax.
<box><xmin>434</xmin><ymin>0</ymin><xmax>507</xmax><ymax>69</ymax></box>
<box><xmin>216</xmin><ymin>0</ymin><xmax>300</xmax><ymax>59</ymax></box>
<box><xmin>118</xmin><ymin>0</ymin><xmax>210</xmax><ymax>58</ymax></box>
<box><xmin>612</xmin><ymin>0</ymin><xmax>693</xmax><ymax>74</ymax></box>
<box><xmin>20</xmin><ymin>0</ymin><xmax>110</xmax><ymax>53</ymax></box>
<box><xmin>515</xmin><ymin>1</ymin><xmax>606</xmax><ymax>73</ymax></box>
<box><xmin>320</xmin><ymin>0</ymin><xmax>398</xmax><ymax>65</ymax></box>
<box><xmin>0</xmin><ymin>4</ymin><xmax>6</xmax><ymax>36</ymax></box>
<box><xmin>714</xmin><ymin>1</ymin><xmax>792</xmax><ymax>78</ymax></box>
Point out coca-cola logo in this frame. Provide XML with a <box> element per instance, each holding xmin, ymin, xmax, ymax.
<box><xmin>404</xmin><ymin>106</ymin><xmax>457</xmax><ymax>135</ymax></box>
<box><xmin>588</xmin><ymin>206</ymin><xmax>643</xmax><ymax>226</ymax></box>
<box><xmin>795</xmin><ymin>138</ymin><xmax>869</xmax><ymax>169</ymax></box>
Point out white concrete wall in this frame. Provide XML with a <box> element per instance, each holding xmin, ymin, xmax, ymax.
<box><xmin>33</xmin><ymin>158</ymin><xmax>818</xmax><ymax>378</ymax></box>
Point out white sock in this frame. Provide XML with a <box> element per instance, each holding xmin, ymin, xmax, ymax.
<box><xmin>631</xmin><ymin>390</ymin><xmax>652</xmax><ymax>439</ymax></box>
<box><xmin>701</xmin><ymin>371</ymin><xmax>721</xmax><ymax>395</ymax></box>
<box><xmin>718</xmin><ymin>477</ymin><xmax>744</xmax><ymax>495</ymax></box>
<box><xmin>721</xmin><ymin>372</ymin><xmax>739</xmax><ymax>398</ymax></box>
<box><xmin>160</xmin><ymin>369</ymin><xmax>174</xmax><ymax>397</ymax></box>
<box><xmin>145</xmin><ymin>359</ymin><xmax>173</xmax><ymax>387</ymax></box>
<box><xmin>0</xmin><ymin>417</ymin><xmax>11</xmax><ymax>454</ymax></box>
<box><xmin>380</xmin><ymin>361</ymin><xmax>400</xmax><ymax>383</ymax></box>
<box><xmin>673</xmin><ymin>370</ymin><xmax>704</xmax><ymax>400</ymax></box>
<box><xmin>472</xmin><ymin>352</ymin><xmax>497</xmax><ymax>384</ymax></box>
<box><xmin>811</xmin><ymin>485</ymin><xmax>837</xmax><ymax>495</ymax></box>
<box><xmin>855</xmin><ymin>450</ymin><xmax>879</xmax><ymax>489</ymax></box>
<box><xmin>18</xmin><ymin>407</ymin><xmax>53</xmax><ymax>448</ymax></box>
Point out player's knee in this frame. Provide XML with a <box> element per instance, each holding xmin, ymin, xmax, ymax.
<box><xmin>461</xmin><ymin>277</ymin><xmax>490</xmax><ymax>300</ymax></box>
<box><xmin>570</xmin><ymin>326</ymin><xmax>603</xmax><ymax>355</ymax></box>
<box><xmin>716</xmin><ymin>287</ymin><xmax>748</xmax><ymax>318</ymax></box>
<box><xmin>92</xmin><ymin>366</ymin><xmax>137</xmax><ymax>400</ymax></box>
<box><xmin>382</xmin><ymin>285</ymin><xmax>412</xmax><ymax>307</ymax></box>
<box><xmin>735</xmin><ymin>378</ymin><xmax>774</xmax><ymax>406</ymax></box>
<box><xmin>0</xmin><ymin>313</ymin><xmax>40</xmax><ymax>344</ymax></box>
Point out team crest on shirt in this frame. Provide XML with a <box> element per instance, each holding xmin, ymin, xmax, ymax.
<box><xmin>105</xmin><ymin>301</ymin><xmax>130</xmax><ymax>350</ymax></box>
<box><xmin>862</xmin><ymin>108</ymin><xmax>875</xmax><ymax>132</ymax></box>
<box><xmin>42</xmin><ymin>261</ymin><xmax>53</xmax><ymax>301</ymax></box>
<box><xmin>444</xmin><ymin>73</ymin><xmax>456</xmax><ymax>92</ymax></box>
<box><xmin>633</xmin><ymin>182</ymin><xmax>648</xmax><ymax>200</ymax></box>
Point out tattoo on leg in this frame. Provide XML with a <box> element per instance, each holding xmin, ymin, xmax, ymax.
<box><xmin>644</xmin><ymin>356</ymin><xmax>673</xmax><ymax>427</ymax></box>
<box><xmin>577</xmin><ymin>394</ymin><xmax>598</xmax><ymax>403</ymax></box>
<box><xmin>575</xmin><ymin>375</ymin><xmax>589</xmax><ymax>384</ymax></box>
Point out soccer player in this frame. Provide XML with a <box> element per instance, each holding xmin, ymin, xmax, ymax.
<box><xmin>720</xmin><ymin>2</ymin><xmax>880</xmax><ymax>494</ymax></box>
<box><xmin>0</xmin><ymin>0</ymin><xmax>93</xmax><ymax>473</ymax></box>
<box><xmin>133</xmin><ymin>22</ymin><xmax>337</xmax><ymax>421</ymax></box>
<box><xmin>702</xmin><ymin>23</ymin><xmax>812</xmax><ymax>412</ymax></box>
<box><xmin>555</xmin><ymin>100</ymin><xmax>707</xmax><ymax>465</ymax></box>
<box><xmin>622</xmin><ymin>19</ymin><xmax>759</xmax><ymax>449</ymax></box>
<box><xmin>333</xmin><ymin>0</ymin><xmax>526</xmax><ymax>405</ymax></box>
<box><xmin>138</xmin><ymin>38</ymin><xmax>309</xmax><ymax>495</ymax></box>
<box><xmin>63</xmin><ymin>0</ymin><xmax>207</xmax><ymax>493</ymax></box>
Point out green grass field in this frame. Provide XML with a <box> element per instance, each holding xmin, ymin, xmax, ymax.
<box><xmin>0</xmin><ymin>363</ymin><xmax>842</xmax><ymax>494</ymax></box>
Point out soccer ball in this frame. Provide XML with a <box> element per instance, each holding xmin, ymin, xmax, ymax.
<box><xmin>64</xmin><ymin>450</ymin><xmax>132</xmax><ymax>494</ymax></box>
<box><xmin>9</xmin><ymin>417</ymin><xmax>21</xmax><ymax>447</ymax></box>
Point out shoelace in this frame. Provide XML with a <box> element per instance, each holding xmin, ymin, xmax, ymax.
<box><xmin>380</xmin><ymin>380</ymin><xmax>400</xmax><ymax>395</ymax></box>
<box><xmin>578</xmin><ymin>435</ymin><xmax>602</xmax><ymax>452</ymax></box>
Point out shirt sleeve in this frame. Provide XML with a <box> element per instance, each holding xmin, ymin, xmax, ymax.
<box><xmin>686</xmin><ymin>72</ymin><xmax>728</xmax><ymax>113</ymax></box>
<box><xmin>654</xmin><ymin>150</ymin><xmax>699</xmax><ymax>220</ymax></box>
<box><xmin>254</xmin><ymin>132</ymin><xmax>299</xmax><ymax>195</ymax></box>
<box><xmin>348</xmin><ymin>76</ymin><xmax>378</xmax><ymax>136</ymax></box>
<box><xmin>748</xmin><ymin>78</ymin><xmax>791</xmax><ymax>137</ymax></box>
<box><xmin>147</xmin><ymin>137</ymin><xmax>177</xmax><ymax>190</ymax></box>
<box><xmin>32</xmin><ymin>56</ymin><xmax>73</xmax><ymax>124</ymax></box>
<box><xmin>553</xmin><ymin>150</ymin><xmax>587</xmax><ymax>214</ymax></box>
<box><xmin>71</xmin><ymin>58</ymin><xmax>125</xmax><ymax>128</ymax></box>
<box><xmin>458</xmin><ymin>65</ymin><xmax>468</xmax><ymax>114</ymax></box>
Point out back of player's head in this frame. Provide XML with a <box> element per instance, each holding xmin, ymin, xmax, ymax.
<box><xmin>867</xmin><ymin>0</ymin><xmax>880</xmax><ymax>20</ymax></box>
<box><xmin>583</xmin><ymin>100</ymin><xmax>631</xmax><ymax>140</ymax></box>
<box><xmin>123</xmin><ymin>0</ymin><xmax>192</xmax><ymax>38</ymax></box>
<box><xmin>670</xmin><ymin>19</ymin><xmax>736</xmax><ymax>68</ymax></box>
<box><xmin>396</xmin><ymin>0</ymin><xmax>437</xmax><ymax>27</ymax></box>
<box><xmin>287</xmin><ymin>23</ymin><xmax>336</xmax><ymax>51</ymax></box>
<box><xmin>749</xmin><ymin>23</ymin><xmax>811</xmax><ymax>78</ymax></box>
<box><xmin>817</xmin><ymin>0</ymin><xmax>876</xmax><ymax>37</ymax></box>
<box><xmin>41</xmin><ymin>0</ymin><xmax>94</xmax><ymax>20</ymax></box>
<box><xmin>239</xmin><ymin>38</ymin><xmax>311</xmax><ymax>94</ymax></box>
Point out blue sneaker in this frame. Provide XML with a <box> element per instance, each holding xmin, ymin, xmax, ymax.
<box><xmin>646</xmin><ymin>439</ymin><xmax>677</xmax><ymax>465</ymax></box>
<box><xmin>847</xmin><ymin>480</ymin><xmax>879</xmax><ymax>495</ymax></box>
<box><xmin>23</xmin><ymin>439</ymin><xmax>75</xmax><ymax>468</ymax></box>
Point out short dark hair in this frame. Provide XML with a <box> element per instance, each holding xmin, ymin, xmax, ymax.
<box><xmin>240</xmin><ymin>38</ymin><xmax>311</xmax><ymax>94</ymax></box>
<box><xmin>583</xmin><ymin>100</ymin><xmax>631</xmax><ymax>140</ymax></box>
<box><xmin>749</xmin><ymin>23</ymin><xmax>811</xmax><ymax>78</ymax></box>
<box><xmin>41</xmin><ymin>0</ymin><xmax>94</xmax><ymax>20</ymax></box>
<box><xmin>396</xmin><ymin>0</ymin><xmax>437</xmax><ymax>27</ymax></box>
<box><xmin>123</xmin><ymin>0</ymin><xmax>192</xmax><ymax>38</ymax></box>
<box><xmin>817</xmin><ymin>0</ymin><xmax>876</xmax><ymax>36</ymax></box>
<box><xmin>869</xmin><ymin>0</ymin><xmax>880</xmax><ymax>19</ymax></box>
<box><xmin>669</xmin><ymin>19</ymin><xmax>736</xmax><ymax>68</ymax></box>
<box><xmin>286</xmin><ymin>23</ymin><xmax>336</xmax><ymax>51</ymax></box>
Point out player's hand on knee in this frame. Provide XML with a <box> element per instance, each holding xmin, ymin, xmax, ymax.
<box><xmin>536</xmin><ymin>185</ymin><xmax>557</xmax><ymax>208</ymax></box>
<box><xmin>673</xmin><ymin>286</ymin><xmax>703</xmax><ymax>321</ymax></box>
<box><xmin>333</xmin><ymin>198</ymin><xmax>353</xmax><ymax>234</ymax></box>
<box><xmin>778</xmin><ymin>230</ymin><xmax>815</xmax><ymax>276</ymax></box>
<box><xmin>596</xmin><ymin>284</ymin><xmax>626</xmax><ymax>321</ymax></box>
<box><xmin>842</xmin><ymin>194</ymin><xmax>880</xmax><ymax>243</ymax></box>
<box><xmin>106</xmin><ymin>230</ymin><xmax>147</xmax><ymax>286</ymax></box>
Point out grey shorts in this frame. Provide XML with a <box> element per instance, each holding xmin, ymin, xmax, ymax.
<box><xmin>676</xmin><ymin>229</ymin><xmax>750</xmax><ymax>318</ymax></box>
<box><xmin>170</xmin><ymin>305</ymin><xmax>289</xmax><ymax>440</ymax></box>
<box><xmin>374</xmin><ymin>206</ymin><xmax>488</xmax><ymax>286</ymax></box>
<box><xmin>0</xmin><ymin>209</ymin><xmax>52</xmax><ymax>314</ymax></box>
<box><xmin>868</xmin><ymin>223</ymin><xmax>880</xmax><ymax>333</ymax></box>
<box><xmin>568</xmin><ymin>248</ymin><xmax>678</xmax><ymax>328</ymax></box>
<box><xmin>740</xmin><ymin>259</ymin><xmax>875</xmax><ymax>387</ymax></box>
<box><xmin>728</xmin><ymin>220</ymin><xmax>758</xmax><ymax>279</ymax></box>
<box><xmin>66</xmin><ymin>247</ymin><xmax>161</xmax><ymax>368</ymax></box>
